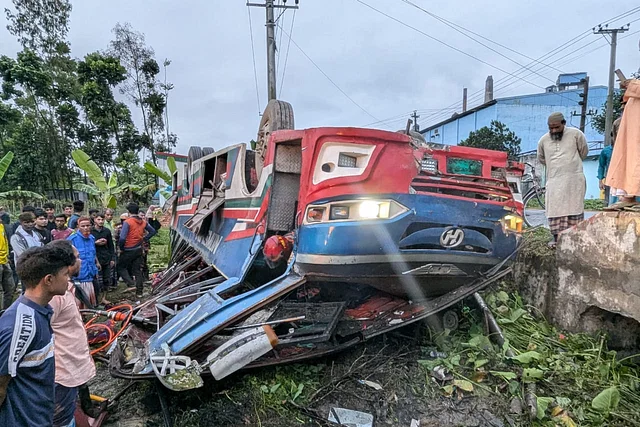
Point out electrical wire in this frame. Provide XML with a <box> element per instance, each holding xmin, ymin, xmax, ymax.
<box><xmin>279</xmin><ymin>9</ymin><xmax>296</xmax><ymax>98</ymax></box>
<box><xmin>276</xmin><ymin>0</ymin><xmax>285</xmax><ymax>75</ymax></box>
<box><xmin>354</xmin><ymin>0</ymin><xmax>555</xmax><ymax>92</ymax></box>
<box><xmin>415</xmin><ymin>7</ymin><xmax>640</xmax><ymax>127</ymax></box>
<box><xmin>399</xmin><ymin>0</ymin><xmax>564</xmax><ymax>81</ymax></box>
<box><xmin>276</xmin><ymin>25</ymin><xmax>383</xmax><ymax>124</ymax></box>
<box><xmin>247</xmin><ymin>5</ymin><xmax>262</xmax><ymax>115</ymax></box>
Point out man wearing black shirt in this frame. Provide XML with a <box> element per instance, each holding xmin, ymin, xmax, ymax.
<box><xmin>34</xmin><ymin>209</ymin><xmax>52</xmax><ymax>245</ymax></box>
<box><xmin>43</xmin><ymin>202</ymin><xmax>56</xmax><ymax>231</ymax></box>
<box><xmin>91</xmin><ymin>213</ymin><xmax>115</xmax><ymax>292</ymax></box>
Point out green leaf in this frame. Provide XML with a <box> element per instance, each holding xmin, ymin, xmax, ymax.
<box><xmin>167</xmin><ymin>156</ymin><xmax>177</xmax><ymax>174</ymax></box>
<box><xmin>0</xmin><ymin>190</ymin><xmax>44</xmax><ymax>200</ymax></box>
<box><xmin>144</xmin><ymin>161</ymin><xmax>171</xmax><ymax>183</ymax></box>
<box><xmin>536</xmin><ymin>396</ymin><xmax>554</xmax><ymax>420</ymax></box>
<box><xmin>72</xmin><ymin>183</ymin><xmax>100</xmax><ymax>196</ymax></box>
<box><xmin>260</xmin><ymin>385</ymin><xmax>269</xmax><ymax>393</ymax></box>
<box><xmin>510</xmin><ymin>351</ymin><xmax>541</xmax><ymax>364</ymax></box>
<box><xmin>474</xmin><ymin>359</ymin><xmax>489</xmax><ymax>369</ymax></box>
<box><xmin>591</xmin><ymin>386</ymin><xmax>620</xmax><ymax>413</ymax></box>
<box><xmin>453</xmin><ymin>379</ymin><xmax>474</xmax><ymax>392</ymax></box>
<box><xmin>106</xmin><ymin>195</ymin><xmax>117</xmax><ymax>209</ymax></box>
<box><xmin>510</xmin><ymin>308</ymin><xmax>527</xmax><ymax>322</ymax></box>
<box><xmin>72</xmin><ymin>150</ymin><xmax>107</xmax><ymax>191</ymax></box>
<box><xmin>0</xmin><ymin>152</ymin><xmax>14</xmax><ymax>181</ymax></box>
<box><xmin>269</xmin><ymin>383</ymin><xmax>281</xmax><ymax>393</ymax></box>
<box><xmin>523</xmin><ymin>368</ymin><xmax>544</xmax><ymax>383</ymax></box>
<box><xmin>496</xmin><ymin>291</ymin><xmax>509</xmax><ymax>303</ymax></box>
<box><xmin>442</xmin><ymin>385</ymin><xmax>454</xmax><ymax>396</ymax></box>
<box><xmin>292</xmin><ymin>383</ymin><xmax>304</xmax><ymax>401</ymax></box>
<box><xmin>107</xmin><ymin>173</ymin><xmax>118</xmax><ymax>189</ymax></box>
<box><xmin>490</xmin><ymin>371</ymin><xmax>517</xmax><ymax>380</ymax></box>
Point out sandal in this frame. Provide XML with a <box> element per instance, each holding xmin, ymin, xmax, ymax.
<box><xmin>604</xmin><ymin>200</ymin><xmax>637</xmax><ymax>211</ymax></box>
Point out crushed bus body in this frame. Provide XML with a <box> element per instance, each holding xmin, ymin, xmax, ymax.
<box><xmin>107</xmin><ymin>101</ymin><xmax>524</xmax><ymax>390</ymax></box>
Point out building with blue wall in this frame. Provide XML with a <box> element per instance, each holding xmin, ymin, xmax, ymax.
<box><xmin>420</xmin><ymin>74</ymin><xmax>609</xmax><ymax>200</ymax></box>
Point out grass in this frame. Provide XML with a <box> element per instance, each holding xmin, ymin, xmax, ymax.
<box><xmin>418</xmin><ymin>286</ymin><xmax>640</xmax><ymax>426</ymax></box>
<box><xmin>148</xmin><ymin>228</ymin><xmax>170</xmax><ymax>271</ymax></box>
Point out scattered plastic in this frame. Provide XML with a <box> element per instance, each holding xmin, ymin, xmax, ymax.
<box><xmin>431</xmin><ymin>365</ymin><xmax>453</xmax><ymax>382</ymax></box>
<box><xmin>328</xmin><ymin>408</ymin><xmax>374</xmax><ymax>427</ymax></box>
<box><xmin>410</xmin><ymin>419</ymin><xmax>420</xmax><ymax>427</ymax></box>
<box><xmin>357</xmin><ymin>379</ymin><xmax>383</xmax><ymax>391</ymax></box>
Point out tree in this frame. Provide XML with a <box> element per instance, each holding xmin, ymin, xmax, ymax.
<box><xmin>0</xmin><ymin>151</ymin><xmax>43</xmax><ymax>200</ymax></box>
<box><xmin>459</xmin><ymin>120</ymin><xmax>521</xmax><ymax>160</ymax></box>
<box><xmin>592</xmin><ymin>91</ymin><xmax>624</xmax><ymax>136</ymax></box>
<box><xmin>109</xmin><ymin>23</ymin><xmax>174</xmax><ymax>168</ymax></box>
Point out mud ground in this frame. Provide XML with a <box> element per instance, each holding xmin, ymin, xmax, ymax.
<box><xmin>90</xmin><ymin>322</ymin><xmax>516</xmax><ymax>427</ymax></box>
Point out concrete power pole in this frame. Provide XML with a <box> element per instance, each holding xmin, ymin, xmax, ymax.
<box><xmin>594</xmin><ymin>25</ymin><xmax>629</xmax><ymax>146</ymax></box>
<box><xmin>248</xmin><ymin>1</ymin><xmax>299</xmax><ymax>101</ymax></box>
<box><xmin>579</xmin><ymin>76</ymin><xmax>589</xmax><ymax>133</ymax></box>
<box><xmin>411</xmin><ymin>110</ymin><xmax>420</xmax><ymax>132</ymax></box>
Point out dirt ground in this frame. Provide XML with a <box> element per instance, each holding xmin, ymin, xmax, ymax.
<box><xmin>89</xmin><ymin>319</ymin><xmax>519</xmax><ymax>427</ymax></box>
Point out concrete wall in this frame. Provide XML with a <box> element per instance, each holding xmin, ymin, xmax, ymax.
<box><xmin>515</xmin><ymin>212</ymin><xmax>640</xmax><ymax>350</ymax></box>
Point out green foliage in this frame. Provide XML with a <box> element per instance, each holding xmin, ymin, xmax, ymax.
<box><xmin>72</xmin><ymin>149</ymin><xmax>129</xmax><ymax>208</ymax></box>
<box><xmin>418</xmin><ymin>287</ymin><xmax>640</xmax><ymax>426</ymax></box>
<box><xmin>459</xmin><ymin>120</ymin><xmax>522</xmax><ymax>160</ymax></box>
<box><xmin>1</xmin><ymin>2</ymin><xmax>176</xmax><ymax>198</ymax></box>
<box><xmin>592</xmin><ymin>91</ymin><xmax>624</xmax><ymax>135</ymax></box>
<box><xmin>143</xmin><ymin>161</ymin><xmax>171</xmax><ymax>184</ymax></box>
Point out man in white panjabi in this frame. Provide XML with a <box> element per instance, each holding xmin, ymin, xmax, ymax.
<box><xmin>536</xmin><ymin>112</ymin><xmax>589</xmax><ymax>245</ymax></box>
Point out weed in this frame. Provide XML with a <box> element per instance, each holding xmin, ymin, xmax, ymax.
<box><xmin>418</xmin><ymin>286</ymin><xmax>640</xmax><ymax>426</ymax></box>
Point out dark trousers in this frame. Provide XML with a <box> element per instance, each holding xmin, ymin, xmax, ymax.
<box><xmin>604</xmin><ymin>186</ymin><xmax>611</xmax><ymax>207</ymax></box>
<box><xmin>99</xmin><ymin>262</ymin><xmax>112</xmax><ymax>291</ymax></box>
<box><xmin>0</xmin><ymin>263</ymin><xmax>15</xmax><ymax>310</ymax></box>
<box><xmin>118</xmin><ymin>248</ymin><xmax>144</xmax><ymax>293</ymax></box>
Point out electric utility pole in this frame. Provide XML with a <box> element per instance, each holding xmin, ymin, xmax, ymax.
<box><xmin>594</xmin><ymin>24</ymin><xmax>629</xmax><ymax>146</ymax></box>
<box><xmin>578</xmin><ymin>76</ymin><xmax>589</xmax><ymax>133</ymax></box>
<box><xmin>411</xmin><ymin>110</ymin><xmax>420</xmax><ymax>132</ymax></box>
<box><xmin>248</xmin><ymin>0</ymin><xmax>299</xmax><ymax>101</ymax></box>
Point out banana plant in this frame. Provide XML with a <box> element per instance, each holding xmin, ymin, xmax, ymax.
<box><xmin>71</xmin><ymin>149</ymin><xmax>130</xmax><ymax>208</ymax></box>
<box><xmin>0</xmin><ymin>152</ymin><xmax>44</xmax><ymax>200</ymax></box>
<box><xmin>143</xmin><ymin>158</ymin><xmax>176</xmax><ymax>199</ymax></box>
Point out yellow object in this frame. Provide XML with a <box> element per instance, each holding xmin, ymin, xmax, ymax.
<box><xmin>0</xmin><ymin>223</ymin><xmax>8</xmax><ymax>264</ymax></box>
<box><xmin>600</xmin><ymin>189</ymin><xmax>606</xmax><ymax>200</ymax></box>
<box><xmin>90</xmin><ymin>394</ymin><xmax>107</xmax><ymax>402</ymax></box>
<box><xmin>502</xmin><ymin>214</ymin><xmax>523</xmax><ymax>233</ymax></box>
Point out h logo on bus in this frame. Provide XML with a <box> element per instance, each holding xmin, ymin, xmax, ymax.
<box><xmin>440</xmin><ymin>227</ymin><xmax>465</xmax><ymax>248</ymax></box>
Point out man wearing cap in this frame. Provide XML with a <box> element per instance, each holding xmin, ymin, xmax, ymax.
<box><xmin>537</xmin><ymin>112</ymin><xmax>589</xmax><ymax>245</ymax></box>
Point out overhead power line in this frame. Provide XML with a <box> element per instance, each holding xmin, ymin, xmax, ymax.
<box><xmin>247</xmin><ymin>5</ymin><xmax>261</xmax><ymax>115</ymax></box>
<box><xmin>276</xmin><ymin>25</ymin><xmax>383</xmax><ymax>123</ymax></box>
<box><xmin>418</xmin><ymin>8</ymin><xmax>640</xmax><ymax>127</ymax></box>
<box><xmin>278</xmin><ymin>9</ymin><xmax>296</xmax><ymax>97</ymax></box>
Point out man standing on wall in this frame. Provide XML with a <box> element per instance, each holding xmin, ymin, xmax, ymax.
<box><xmin>606</xmin><ymin>78</ymin><xmax>640</xmax><ymax>209</ymax></box>
<box><xmin>537</xmin><ymin>112</ymin><xmax>589</xmax><ymax>246</ymax></box>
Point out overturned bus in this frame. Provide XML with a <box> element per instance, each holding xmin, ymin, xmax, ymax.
<box><xmin>108</xmin><ymin>100</ymin><xmax>524</xmax><ymax>390</ymax></box>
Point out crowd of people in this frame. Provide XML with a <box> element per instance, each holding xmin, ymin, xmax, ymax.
<box><xmin>0</xmin><ymin>200</ymin><xmax>160</xmax><ymax>426</ymax></box>
<box><xmin>537</xmin><ymin>78</ymin><xmax>638</xmax><ymax>247</ymax></box>
<box><xmin>0</xmin><ymin>200</ymin><xmax>160</xmax><ymax>311</ymax></box>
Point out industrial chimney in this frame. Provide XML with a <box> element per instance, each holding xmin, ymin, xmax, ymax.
<box><xmin>484</xmin><ymin>75</ymin><xmax>494</xmax><ymax>103</ymax></box>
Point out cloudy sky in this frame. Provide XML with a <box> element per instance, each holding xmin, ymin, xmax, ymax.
<box><xmin>2</xmin><ymin>0</ymin><xmax>639</xmax><ymax>155</ymax></box>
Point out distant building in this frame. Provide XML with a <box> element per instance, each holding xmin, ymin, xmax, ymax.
<box><xmin>420</xmin><ymin>73</ymin><xmax>608</xmax><ymax>199</ymax></box>
<box><xmin>156</xmin><ymin>152</ymin><xmax>187</xmax><ymax>188</ymax></box>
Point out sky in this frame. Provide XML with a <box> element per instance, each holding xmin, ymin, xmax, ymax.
<box><xmin>1</xmin><ymin>0</ymin><xmax>640</xmax><ymax>155</ymax></box>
